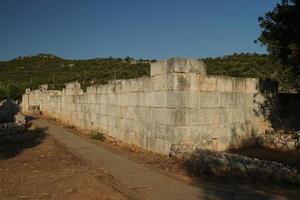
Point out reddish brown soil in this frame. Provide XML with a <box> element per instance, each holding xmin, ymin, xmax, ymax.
<box><xmin>0</xmin><ymin>127</ymin><xmax>127</xmax><ymax>200</ymax></box>
<box><xmin>28</xmin><ymin>115</ymin><xmax>300</xmax><ymax>198</ymax></box>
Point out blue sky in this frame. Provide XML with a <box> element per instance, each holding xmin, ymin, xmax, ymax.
<box><xmin>0</xmin><ymin>0</ymin><xmax>279</xmax><ymax>61</ymax></box>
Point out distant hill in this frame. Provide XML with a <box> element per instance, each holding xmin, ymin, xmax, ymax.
<box><xmin>0</xmin><ymin>54</ymin><xmax>151</xmax><ymax>100</ymax></box>
<box><xmin>0</xmin><ymin>53</ymin><xmax>290</xmax><ymax>100</ymax></box>
<box><xmin>203</xmin><ymin>53</ymin><xmax>291</xmax><ymax>92</ymax></box>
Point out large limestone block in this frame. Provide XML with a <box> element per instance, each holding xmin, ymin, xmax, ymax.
<box><xmin>153</xmin><ymin>108</ymin><xmax>176</xmax><ymax>125</ymax></box>
<box><xmin>235</xmin><ymin>93</ymin><xmax>255</xmax><ymax>108</ymax></box>
<box><xmin>148</xmin><ymin>137</ymin><xmax>171</xmax><ymax>155</ymax></box>
<box><xmin>87</xmin><ymin>94</ymin><xmax>97</xmax><ymax>104</ymax></box>
<box><xmin>153</xmin><ymin>124</ymin><xmax>174</xmax><ymax>140</ymax></box>
<box><xmin>173</xmin><ymin>91</ymin><xmax>199</xmax><ymax>108</ymax></box>
<box><xmin>122</xmin><ymin>106</ymin><xmax>138</xmax><ymax>120</ymax></box>
<box><xmin>198</xmin><ymin>92</ymin><xmax>221</xmax><ymax>108</ymax></box>
<box><xmin>233</xmin><ymin>108</ymin><xmax>248</xmax><ymax>123</ymax></box>
<box><xmin>135</xmin><ymin>131</ymin><xmax>149</xmax><ymax>150</ymax></box>
<box><xmin>217</xmin><ymin>76</ymin><xmax>234</xmax><ymax>92</ymax></box>
<box><xmin>154</xmin><ymin>91</ymin><xmax>174</xmax><ymax>107</ymax></box>
<box><xmin>122</xmin><ymin>79</ymin><xmax>141</xmax><ymax>93</ymax></box>
<box><xmin>150</xmin><ymin>58</ymin><xmax>206</xmax><ymax>76</ymax></box>
<box><xmin>153</xmin><ymin>74</ymin><xmax>174</xmax><ymax>91</ymax></box>
<box><xmin>234</xmin><ymin>78</ymin><xmax>247</xmax><ymax>92</ymax></box>
<box><xmin>173</xmin><ymin>126</ymin><xmax>206</xmax><ymax>142</ymax></box>
<box><xmin>152</xmin><ymin>73</ymin><xmax>202</xmax><ymax>91</ymax></box>
<box><xmin>99</xmin><ymin>94</ymin><xmax>108</xmax><ymax>105</ymax></box>
<box><xmin>64</xmin><ymin>81</ymin><xmax>83</xmax><ymax>95</ymax></box>
<box><xmin>221</xmin><ymin>108</ymin><xmax>235</xmax><ymax>123</ymax></box>
<box><xmin>110</xmin><ymin>105</ymin><xmax>121</xmax><ymax>117</ymax></box>
<box><xmin>140</xmin><ymin>121</ymin><xmax>154</xmax><ymax>137</ymax></box>
<box><xmin>175</xmin><ymin>108</ymin><xmax>206</xmax><ymax>126</ymax></box>
<box><xmin>173</xmin><ymin>73</ymin><xmax>203</xmax><ymax>91</ymax></box>
<box><xmin>138</xmin><ymin>92</ymin><xmax>155</xmax><ymax>107</ymax></box>
<box><xmin>123</xmin><ymin>93</ymin><xmax>138</xmax><ymax>106</ymax></box>
<box><xmin>220</xmin><ymin>92</ymin><xmax>237</xmax><ymax>108</ymax></box>
<box><xmin>203</xmin><ymin>108</ymin><xmax>222</xmax><ymax>125</ymax></box>
<box><xmin>245</xmin><ymin>78</ymin><xmax>258</xmax><ymax>93</ymax></box>
<box><xmin>141</xmin><ymin>77</ymin><xmax>153</xmax><ymax>92</ymax></box>
<box><xmin>139</xmin><ymin>107</ymin><xmax>153</xmax><ymax>122</ymax></box>
<box><xmin>86</xmin><ymin>85</ymin><xmax>97</xmax><ymax>94</ymax></box>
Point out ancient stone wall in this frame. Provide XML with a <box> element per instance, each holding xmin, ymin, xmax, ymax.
<box><xmin>21</xmin><ymin>58</ymin><xmax>269</xmax><ymax>155</ymax></box>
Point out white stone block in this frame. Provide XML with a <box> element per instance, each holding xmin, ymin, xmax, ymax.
<box><xmin>150</xmin><ymin>58</ymin><xmax>206</xmax><ymax>76</ymax></box>
<box><xmin>153</xmin><ymin>108</ymin><xmax>175</xmax><ymax>125</ymax></box>
<box><xmin>217</xmin><ymin>77</ymin><xmax>234</xmax><ymax>92</ymax></box>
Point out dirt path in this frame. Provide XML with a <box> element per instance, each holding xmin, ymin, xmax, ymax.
<box><xmin>27</xmin><ymin>117</ymin><xmax>299</xmax><ymax>200</ymax></box>
<box><xmin>0</xmin><ymin>125</ymin><xmax>127</xmax><ymax>200</ymax></box>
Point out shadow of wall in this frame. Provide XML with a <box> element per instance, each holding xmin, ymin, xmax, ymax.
<box><xmin>255</xmin><ymin>79</ymin><xmax>300</xmax><ymax>132</ymax></box>
<box><xmin>277</xmin><ymin>93</ymin><xmax>300</xmax><ymax>131</ymax></box>
<box><xmin>0</xmin><ymin>126</ymin><xmax>47</xmax><ymax>160</ymax></box>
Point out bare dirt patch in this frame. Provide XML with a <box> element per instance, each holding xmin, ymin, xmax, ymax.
<box><xmin>34</xmin><ymin>115</ymin><xmax>300</xmax><ymax>199</ymax></box>
<box><xmin>0</xmin><ymin>126</ymin><xmax>127</xmax><ymax>200</ymax></box>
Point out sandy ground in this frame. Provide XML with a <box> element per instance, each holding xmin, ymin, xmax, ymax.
<box><xmin>0</xmin><ymin>126</ymin><xmax>127</xmax><ymax>200</ymax></box>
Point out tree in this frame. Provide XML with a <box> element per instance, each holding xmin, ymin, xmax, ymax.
<box><xmin>0</xmin><ymin>88</ymin><xmax>6</xmax><ymax>100</ymax></box>
<box><xmin>7</xmin><ymin>85</ymin><xmax>22</xmax><ymax>101</ymax></box>
<box><xmin>257</xmin><ymin>0</ymin><xmax>300</xmax><ymax>91</ymax></box>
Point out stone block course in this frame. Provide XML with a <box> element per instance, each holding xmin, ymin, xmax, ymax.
<box><xmin>22</xmin><ymin>58</ymin><xmax>272</xmax><ymax>155</ymax></box>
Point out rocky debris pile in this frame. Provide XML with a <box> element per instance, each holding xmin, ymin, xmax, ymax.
<box><xmin>0</xmin><ymin>123</ymin><xmax>24</xmax><ymax>136</ymax></box>
<box><xmin>258</xmin><ymin>131</ymin><xmax>300</xmax><ymax>151</ymax></box>
<box><xmin>0</xmin><ymin>113</ymin><xmax>26</xmax><ymax>136</ymax></box>
<box><xmin>14</xmin><ymin>113</ymin><xmax>26</xmax><ymax>126</ymax></box>
<box><xmin>185</xmin><ymin>149</ymin><xmax>300</xmax><ymax>184</ymax></box>
<box><xmin>0</xmin><ymin>99</ymin><xmax>19</xmax><ymax>123</ymax></box>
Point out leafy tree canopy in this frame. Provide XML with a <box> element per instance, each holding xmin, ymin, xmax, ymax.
<box><xmin>257</xmin><ymin>0</ymin><xmax>300</xmax><ymax>91</ymax></box>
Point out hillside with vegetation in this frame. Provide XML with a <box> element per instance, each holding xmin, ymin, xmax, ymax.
<box><xmin>0</xmin><ymin>53</ymin><xmax>291</xmax><ymax>100</ymax></box>
<box><xmin>0</xmin><ymin>54</ymin><xmax>151</xmax><ymax>100</ymax></box>
<box><xmin>203</xmin><ymin>53</ymin><xmax>291</xmax><ymax>91</ymax></box>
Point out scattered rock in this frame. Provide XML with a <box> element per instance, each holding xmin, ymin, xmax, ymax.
<box><xmin>41</xmin><ymin>192</ymin><xmax>50</xmax><ymax>197</ymax></box>
<box><xmin>66</xmin><ymin>188</ymin><xmax>77</xmax><ymax>193</ymax></box>
<box><xmin>258</xmin><ymin>132</ymin><xmax>300</xmax><ymax>152</ymax></box>
<box><xmin>19</xmin><ymin>195</ymin><xmax>30</xmax><ymax>200</ymax></box>
<box><xmin>185</xmin><ymin>149</ymin><xmax>300</xmax><ymax>184</ymax></box>
<box><xmin>15</xmin><ymin>113</ymin><xmax>26</xmax><ymax>126</ymax></box>
<box><xmin>0</xmin><ymin>122</ymin><xmax>25</xmax><ymax>136</ymax></box>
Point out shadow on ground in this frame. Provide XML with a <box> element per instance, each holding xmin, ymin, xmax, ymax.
<box><xmin>183</xmin><ymin>151</ymin><xmax>300</xmax><ymax>200</ymax></box>
<box><xmin>229</xmin><ymin>145</ymin><xmax>300</xmax><ymax>170</ymax></box>
<box><xmin>0</xmin><ymin>126</ymin><xmax>47</xmax><ymax>160</ymax></box>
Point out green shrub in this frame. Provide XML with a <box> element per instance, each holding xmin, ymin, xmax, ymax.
<box><xmin>90</xmin><ymin>130</ymin><xmax>105</xmax><ymax>141</ymax></box>
<box><xmin>0</xmin><ymin>88</ymin><xmax>7</xmax><ymax>100</ymax></box>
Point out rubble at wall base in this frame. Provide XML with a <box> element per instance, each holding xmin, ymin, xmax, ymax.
<box><xmin>184</xmin><ymin>149</ymin><xmax>300</xmax><ymax>184</ymax></box>
<box><xmin>258</xmin><ymin>131</ymin><xmax>300</xmax><ymax>152</ymax></box>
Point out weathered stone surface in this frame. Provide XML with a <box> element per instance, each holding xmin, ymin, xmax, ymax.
<box><xmin>21</xmin><ymin>58</ymin><xmax>272</xmax><ymax>155</ymax></box>
<box><xmin>150</xmin><ymin>58</ymin><xmax>206</xmax><ymax>76</ymax></box>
